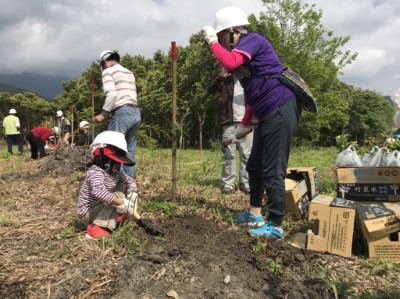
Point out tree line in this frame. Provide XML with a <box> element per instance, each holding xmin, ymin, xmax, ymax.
<box><xmin>0</xmin><ymin>0</ymin><xmax>394</xmax><ymax>148</ymax></box>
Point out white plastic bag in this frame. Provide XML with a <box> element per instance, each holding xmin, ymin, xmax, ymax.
<box><xmin>336</xmin><ymin>145</ymin><xmax>363</xmax><ymax>167</ymax></box>
<box><xmin>369</xmin><ymin>147</ymin><xmax>390</xmax><ymax>167</ymax></box>
<box><xmin>386</xmin><ymin>150</ymin><xmax>400</xmax><ymax>167</ymax></box>
<box><xmin>361</xmin><ymin>146</ymin><xmax>380</xmax><ymax>166</ymax></box>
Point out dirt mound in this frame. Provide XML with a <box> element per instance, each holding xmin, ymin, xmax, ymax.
<box><xmin>39</xmin><ymin>146</ymin><xmax>92</xmax><ymax>176</ymax></box>
<box><xmin>106</xmin><ymin>215</ymin><xmax>333</xmax><ymax>299</ymax></box>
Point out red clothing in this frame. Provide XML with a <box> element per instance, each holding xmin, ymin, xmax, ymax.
<box><xmin>31</xmin><ymin>127</ymin><xmax>52</xmax><ymax>143</ymax></box>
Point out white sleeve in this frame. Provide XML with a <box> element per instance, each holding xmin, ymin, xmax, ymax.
<box><xmin>15</xmin><ymin>117</ymin><xmax>20</xmax><ymax>129</ymax></box>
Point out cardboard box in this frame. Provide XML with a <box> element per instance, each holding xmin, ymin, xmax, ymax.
<box><xmin>356</xmin><ymin>202</ymin><xmax>400</xmax><ymax>239</ymax></box>
<box><xmin>288</xmin><ymin>167</ymin><xmax>319</xmax><ymax>199</ymax></box>
<box><xmin>285</xmin><ymin>176</ymin><xmax>310</xmax><ymax>220</ymax></box>
<box><xmin>307</xmin><ymin>195</ymin><xmax>356</xmax><ymax>257</ymax></box>
<box><xmin>336</xmin><ymin>167</ymin><xmax>400</xmax><ymax>201</ymax></box>
<box><xmin>365</xmin><ymin>231</ymin><xmax>400</xmax><ymax>262</ymax></box>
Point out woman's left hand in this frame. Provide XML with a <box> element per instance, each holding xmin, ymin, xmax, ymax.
<box><xmin>202</xmin><ymin>26</ymin><xmax>218</xmax><ymax>46</ymax></box>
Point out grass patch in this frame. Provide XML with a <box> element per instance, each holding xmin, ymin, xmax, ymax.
<box><xmin>361</xmin><ymin>257</ymin><xmax>395</xmax><ymax>276</ymax></box>
<box><xmin>107</xmin><ymin>222</ymin><xmax>146</xmax><ymax>254</ymax></box>
<box><xmin>252</xmin><ymin>240</ymin><xmax>267</xmax><ymax>254</ymax></box>
<box><xmin>0</xmin><ymin>214</ymin><xmax>11</xmax><ymax>225</ymax></box>
<box><xmin>326</xmin><ymin>279</ymin><xmax>355</xmax><ymax>299</ymax></box>
<box><xmin>141</xmin><ymin>199</ymin><xmax>179</xmax><ymax>217</ymax></box>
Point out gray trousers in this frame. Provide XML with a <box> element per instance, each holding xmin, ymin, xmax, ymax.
<box><xmin>79</xmin><ymin>202</ymin><xmax>119</xmax><ymax>230</ymax></box>
<box><xmin>221</xmin><ymin>123</ymin><xmax>253</xmax><ymax>191</ymax></box>
<box><xmin>79</xmin><ymin>183</ymin><xmax>127</xmax><ymax>230</ymax></box>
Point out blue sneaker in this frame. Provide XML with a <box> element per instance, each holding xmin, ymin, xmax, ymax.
<box><xmin>248</xmin><ymin>222</ymin><xmax>283</xmax><ymax>239</ymax></box>
<box><xmin>233</xmin><ymin>211</ymin><xmax>265</xmax><ymax>227</ymax></box>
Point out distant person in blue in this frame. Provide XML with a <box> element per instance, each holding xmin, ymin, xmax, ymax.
<box><xmin>202</xmin><ymin>7</ymin><xmax>301</xmax><ymax>239</ymax></box>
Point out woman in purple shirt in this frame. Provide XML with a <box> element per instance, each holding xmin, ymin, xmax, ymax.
<box><xmin>202</xmin><ymin>6</ymin><xmax>301</xmax><ymax>238</ymax></box>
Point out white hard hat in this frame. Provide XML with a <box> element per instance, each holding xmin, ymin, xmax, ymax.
<box><xmin>9</xmin><ymin>108</ymin><xmax>16</xmax><ymax>114</ymax></box>
<box><xmin>214</xmin><ymin>7</ymin><xmax>250</xmax><ymax>33</ymax></box>
<box><xmin>99</xmin><ymin>50</ymin><xmax>120</xmax><ymax>71</ymax></box>
<box><xmin>79</xmin><ymin>120</ymin><xmax>90</xmax><ymax>130</ymax></box>
<box><xmin>99</xmin><ymin>50</ymin><xmax>120</xmax><ymax>63</ymax></box>
<box><xmin>56</xmin><ymin>110</ymin><xmax>63</xmax><ymax>117</ymax></box>
<box><xmin>90</xmin><ymin>131</ymin><xmax>128</xmax><ymax>153</ymax></box>
<box><xmin>99</xmin><ymin>50</ymin><xmax>113</xmax><ymax>62</ymax></box>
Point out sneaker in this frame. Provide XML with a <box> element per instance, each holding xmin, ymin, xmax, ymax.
<box><xmin>221</xmin><ymin>187</ymin><xmax>234</xmax><ymax>194</ymax></box>
<box><xmin>248</xmin><ymin>222</ymin><xmax>283</xmax><ymax>239</ymax></box>
<box><xmin>233</xmin><ymin>211</ymin><xmax>265</xmax><ymax>227</ymax></box>
<box><xmin>117</xmin><ymin>214</ymin><xmax>127</xmax><ymax>223</ymax></box>
<box><xmin>116</xmin><ymin>214</ymin><xmax>127</xmax><ymax>229</ymax></box>
<box><xmin>85</xmin><ymin>224</ymin><xmax>111</xmax><ymax>239</ymax></box>
<box><xmin>239</xmin><ymin>184</ymin><xmax>250</xmax><ymax>194</ymax></box>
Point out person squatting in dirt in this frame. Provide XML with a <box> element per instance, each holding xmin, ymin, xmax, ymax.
<box><xmin>75</xmin><ymin>120</ymin><xmax>93</xmax><ymax>146</ymax></box>
<box><xmin>2</xmin><ymin>108</ymin><xmax>24</xmax><ymax>155</ymax></box>
<box><xmin>93</xmin><ymin>50</ymin><xmax>141</xmax><ymax>179</ymax></box>
<box><xmin>202</xmin><ymin>7</ymin><xmax>301</xmax><ymax>238</ymax></box>
<box><xmin>76</xmin><ymin>131</ymin><xmax>138</xmax><ymax>239</ymax></box>
<box><xmin>56</xmin><ymin>110</ymin><xmax>71</xmax><ymax>145</ymax></box>
<box><xmin>208</xmin><ymin>68</ymin><xmax>254</xmax><ymax>195</ymax></box>
<box><xmin>25</xmin><ymin>126</ymin><xmax>56</xmax><ymax>159</ymax></box>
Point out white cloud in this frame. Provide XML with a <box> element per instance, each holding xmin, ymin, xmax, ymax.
<box><xmin>0</xmin><ymin>0</ymin><xmax>399</xmax><ymax>95</ymax></box>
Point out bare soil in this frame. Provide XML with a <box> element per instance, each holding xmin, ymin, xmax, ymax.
<box><xmin>0</xmin><ymin>147</ymin><xmax>399</xmax><ymax>298</ymax></box>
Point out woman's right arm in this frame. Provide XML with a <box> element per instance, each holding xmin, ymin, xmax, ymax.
<box><xmin>210</xmin><ymin>43</ymin><xmax>249</xmax><ymax>70</ymax></box>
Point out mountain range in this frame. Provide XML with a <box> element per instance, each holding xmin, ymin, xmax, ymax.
<box><xmin>0</xmin><ymin>72</ymin><xmax>74</xmax><ymax>100</ymax></box>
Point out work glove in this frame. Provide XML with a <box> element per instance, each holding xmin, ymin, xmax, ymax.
<box><xmin>232</xmin><ymin>124</ymin><xmax>248</xmax><ymax>144</ymax></box>
<box><xmin>127</xmin><ymin>191</ymin><xmax>138</xmax><ymax>200</ymax></box>
<box><xmin>114</xmin><ymin>198</ymin><xmax>135</xmax><ymax>215</ymax></box>
<box><xmin>202</xmin><ymin>26</ymin><xmax>218</xmax><ymax>46</ymax></box>
<box><xmin>127</xmin><ymin>192</ymin><xmax>139</xmax><ymax>214</ymax></box>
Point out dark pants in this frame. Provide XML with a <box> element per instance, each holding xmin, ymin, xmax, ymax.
<box><xmin>6</xmin><ymin>134</ymin><xmax>23</xmax><ymax>154</ymax></box>
<box><xmin>26</xmin><ymin>131</ymin><xmax>46</xmax><ymax>159</ymax></box>
<box><xmin>246</xmin><ymin>98</ymin><xmax>301</xmax><ymax>227</ymax></box>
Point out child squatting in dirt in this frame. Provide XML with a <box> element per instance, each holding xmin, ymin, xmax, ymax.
<box><xmin>76</xmin><ymin>131</ymin><xmax>138</xmax><ymax>239</ymax></box>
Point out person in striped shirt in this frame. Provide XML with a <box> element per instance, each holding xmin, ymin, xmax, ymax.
<box><xmin>77</xmin><ymin>131</ymin><xmax>138</xmax><ymax>239</ymax></box>
<box><xmin>93</xmin><ymin>50</ymin><xmax>141</xmax><ymax>179</ymax></box>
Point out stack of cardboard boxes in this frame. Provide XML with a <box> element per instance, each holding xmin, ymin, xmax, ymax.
<box><xmin>336</xmin><ymin>167</ymin><xmax>400</xmax><ymax>261</ymax></box>
<box><xmin>285</xmin><ymin>166</ymin><xmax>400</xmax><ymax>260</ymax></box>
<box><xmin>284</xmin><ymin>167</ymin><xmax>319</xmax><ymax>220</ymax></box>
<box><xmin>285</xmin><ymin>167</ymin><xmax>357</xmax><ymax>258</ymax></box>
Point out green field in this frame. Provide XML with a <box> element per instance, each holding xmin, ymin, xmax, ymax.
<box><xmin>133</xmin><ymin>145</ymin><xmax>339</xmax><ymax>198</ymax></box>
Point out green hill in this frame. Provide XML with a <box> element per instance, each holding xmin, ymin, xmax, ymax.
<box><xmin>0</xmin><ymin>82</ymin><xmax>50</xmax><ymax>100</ymax></box>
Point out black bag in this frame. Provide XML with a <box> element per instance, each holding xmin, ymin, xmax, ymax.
<box><xmin>278</xmin><ymin>68</ymin><xmax>318</xmax><ymax>113</ymax></box>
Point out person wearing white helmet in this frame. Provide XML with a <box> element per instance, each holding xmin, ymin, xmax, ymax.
<box><xmin>75</xmin><ymin>120</ymin><xmax>93</xmax><ymax>146</ymax></box>
<box><xmin>55</xmin><ymin>110</ymin><xmax>71</xmax><ymax>145</ymax></box>
<box><xmin>202</xmin><ymin>7</ymin><xmax>301</xmax><ymax>239</ymax></box>
<box><xmin>2</xmin><ymin>108</ymin><xmax>24</xmax><ymax>155</ymax></box>
<box><xmin>76</xmin><ymin>131</ymin><xmax>138</xmax><ymax>239</ymax></box>
<box><xmin>93</xmin><ymin>50</ymin><xmax>141</xmax><ymax>178</ymax></box>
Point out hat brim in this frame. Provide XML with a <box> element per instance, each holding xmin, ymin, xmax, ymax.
<box><xmin>108</xmin><ymin>154</ymin><xmax>135</xmax><ymax>166</ymax></box>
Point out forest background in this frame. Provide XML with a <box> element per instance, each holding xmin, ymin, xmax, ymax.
<box><xmin>0</xmin><ymin>0</ymin><xmax>396</xmax><ymax>149</ymax></box>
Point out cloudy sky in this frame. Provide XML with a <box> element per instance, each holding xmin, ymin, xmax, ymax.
<box><xmin>0</xmin><ymin>0</ymin><xmax>399</xmax><ymax>97</ymax></box>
